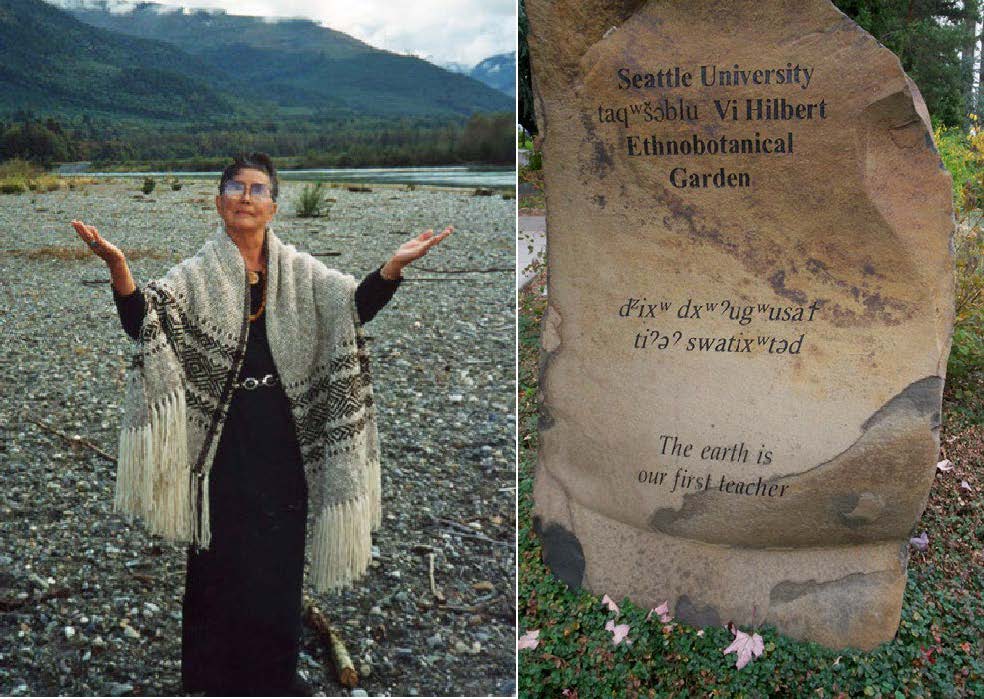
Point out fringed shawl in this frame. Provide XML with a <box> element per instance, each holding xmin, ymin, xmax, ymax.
<box><xmin>114</xmin><ymin>222</ymin><xmax>381</xmax><ymax>593</ymax></box>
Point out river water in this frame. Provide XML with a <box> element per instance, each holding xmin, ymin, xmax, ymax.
<box><xmin>60</xmin><ymin>165</ymin><xmax>515</xmax><ymax>188</ymax></box>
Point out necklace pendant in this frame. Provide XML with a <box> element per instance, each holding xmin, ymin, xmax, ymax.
<box><xmin>248</xmin><ymin>270</ymin><xmax>260</xmax><ymax>285</ymax></box>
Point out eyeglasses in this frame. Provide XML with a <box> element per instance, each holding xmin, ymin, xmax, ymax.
<box><xmin>221</xmin><ymin>181</ymin><xmax>274</xmax><ymax>201</ymax></box>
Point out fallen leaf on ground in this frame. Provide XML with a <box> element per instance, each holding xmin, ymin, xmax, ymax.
<box><xmin>937</xmin><ymin>459</ymin><xmax>954</xmax><ymax>472</ymax></box>
<box><xmin>909</xmin><ymin>531</ymin><xmax>929</xmax><ymax>551</ymax></box>
<box><xmin>723</xmin><ymin>624</ymin><xmax>764</xmax><ymax>669</ymax></box>
<box><xmin>646</xmin><ymin>601</ymin><xmax>672</xmax><ymax>623</ymax></box>
<box><xmin>961</xmin><ymin>480</ymin><xmax>973</xmax><ymax>492</ymax></box>
<box><xmin>601</xmin><ymin>594</ymin><xmax>620</xmax><ymax>616</ymax></box>
<box><xmin>518</xmin><ymin>629</ymin><xmax>539</xmax><ymax>650</ymax></box>
<box><xmin>605</xmin><ymin>619</ymin><xmax>630</xmax><ymax>645</ymax></box>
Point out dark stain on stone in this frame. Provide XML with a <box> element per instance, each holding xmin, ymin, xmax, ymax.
<box><xmin>578</xmin><ymin>111</ymin><xmax>612</xmax><ymax>179</ymax></box>
<box><xmin>538</xmin><ymin>522</ymin><xmax>585</xmax><ymax>589</ymax></box>
<box><xmin>592</xmin><ymin>194</ymin><xmax>606</xmax><ymax>209</ymax></box>
<box><xmin>648</xmin><ymin>507</ymin><xmax>681</xmax><ymax>532</ymax></box>
<box><xmin>924</xmin><ymin>131</ymin><xmax>939</xmax><ymax>155</ymax></box>
<box><xmin>594</xmin><ymin>141</ymin><xmax>612</xmax><ymax>172</ymax></box>
<box><xmin>769</xmin><ymin>571</ymin><xmax>896</xmax><ymax>606</ymax></box>
<box><xmin>863</xmin><ymin>262</ymin><xmax>876</xmax><ymax>276</ymax></box>
<box><xmin>805</xmin><ymin>258</ymin><xmax>827</xmax><ymax>274</ymax></box>
<box><xmin>649</xmin><ymin>178</ymin><xmax>912</xmax><ymax>327</ymax></box>
<box><xmin>675</xmin><ymin>596</ymin><xmax>721</xmax><ymax>627</ymax></box>
<box><xmin>832</xmin><ymin>493</ymin><xmax>860</xmax><ymax>525</ymax></box>
<box><xmin>767</xmin><ymin>269</ymin><xmax>808</xmax><ymax>304</ymax></box>
<box><xmin>861</xmin><ymin>376</ymin><xmax>942</xmax><ymax>431</ymax></box>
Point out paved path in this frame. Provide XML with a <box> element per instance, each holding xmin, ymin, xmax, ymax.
<box><xmin>518</xmin><ymin>214</ymin><xmax>546</xmax><ymax>290</ymax></box>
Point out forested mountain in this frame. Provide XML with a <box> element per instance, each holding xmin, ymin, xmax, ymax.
<box><xmin>470</xmin><ymin>53</ymin><xmax>515</xmax><ymax>98</ymax></box>
<box><xmin>46</xmin><ymin>0</ymin><xmax>512</xmax><ymax>118</ymax></box>
<box><xmin>0</xmin><ymin>0</ymin><xmax>268</xmax><ymax>119</ymax></box>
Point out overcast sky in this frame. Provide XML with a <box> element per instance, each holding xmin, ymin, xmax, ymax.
<box><xmin>142</xmin><ymin>0</ymin><xmax>516</xmax><ymax>67</ymax></box>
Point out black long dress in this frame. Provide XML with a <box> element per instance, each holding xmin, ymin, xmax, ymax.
<box><xmin>113</xmin><ymin>266</ymin><xmax>400</xmax><ymax>695</ymax></box>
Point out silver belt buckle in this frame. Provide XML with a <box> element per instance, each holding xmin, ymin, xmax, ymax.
<box><xmin>241</xmin><ymin>373</ymin><xmax>276</xmax><ymax>390</ymax></box>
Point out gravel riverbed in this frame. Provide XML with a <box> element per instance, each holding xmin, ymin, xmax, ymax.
<box><xmin>0</xmin><ymin>179</ymin><xmax>517</xmax><ymax>697</ymax></box>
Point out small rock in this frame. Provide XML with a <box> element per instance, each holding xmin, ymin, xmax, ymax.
<box><xmin>106</xmin><ymin>681</ymin><xmax>133</xmax><ymax>696</ymax></box>
<box><xmin>63</xmin><ymin>626</ymin><xmax>75</xmax><ymax>639</ymax></box>
<box><xmin>351</xmin><ymin>691</ymin><xmax>368</xmax><ymax>698</ymax></box>
<box><xmin>123</xmin><ymin>625</ymin><xmax>140</xmax><ymax>639</ymax></box>
<box><xmin>472</xmin><ymin>581</ymin><xmax>494</xmax><ymax>592</ymax></box>
<box><xmin>359</xmin><ymin>662</ymin><xmax>372</xmax><ymax>678</ymax></box>
<box><xmin>453</xmin><ymin>640</ymin><xmax>469</xmax><ymax>653</ymax></box>
<box><xmin>426</xmin><ymin>633</ymin><xmax>442</xmax><ymax>648</ymax></box>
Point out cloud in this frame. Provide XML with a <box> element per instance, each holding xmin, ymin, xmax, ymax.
<box><xmin>123</xmin><ymin>0</ymin><xmax>516</xmax><ymax>66</ymax></box>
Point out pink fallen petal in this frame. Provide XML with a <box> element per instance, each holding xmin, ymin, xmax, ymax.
<box><xmin>697</xmin><ymin>630</ymin><xmax>705</xmax><ymax>637</ymax></box>
<box><xmin>605</xmin><ymin>619</ymin><xmax>631</xmax><ymax>645</ymax></box>
<box><xmin>517</xmin><ymin>629</ymin><xmax>540</xmax><ymax>650</ymax></box>
<box><xmin>961</xmin><ymin>480</ymin><xmax>973</xmax><ymax>492</ymax></box>
<box><xmin>662</xmin><ymin>624</ymin><xmax>674</xmax><ymax>633</ymax></box>
<box><xmin>646</xmin><ymin>601</ymin><xmax>671</xmax><ymax>622</ymax></box>
<box><xmin>601</xmin><ymin>594</ymin><xmax>620</xmax><ymax>616</ymax></box>
<box><xmin>937</xmin><ymin>459</ymin><xmax>954</xmax><ymax>472</ymax></box>
<box><xmin>909</xmin><ymin>531</ymin><xmax>929</xmax><ymax>551</ymax></box>
<box><xmin>723</xmin><ymin>626</ymin><xmax>764</xmax><ymax>670</ymax></box>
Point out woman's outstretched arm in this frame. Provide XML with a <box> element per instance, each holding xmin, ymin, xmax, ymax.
<box><xmin>355</xmin><ymin>266</ymin><xmax>402</xmax><ymax>324</ymax></box>
<box><xmin>71</xmin><ymin>220</ymin><xmax>143</xmax><ymax>340</ymax></box>
<box><xmin>113</xmin><ymin>285</ymin><xmax>145</xmax><ymax>341</ymax></box>
<box><xmin>357</xmin><ymin>225</ymin><xmax>453</xmax><ymax>323</ymax></box>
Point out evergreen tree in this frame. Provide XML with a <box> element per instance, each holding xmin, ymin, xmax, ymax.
<box><xmin>833</xmin><ymin>0</ymin><xmax>976</xmax><ymax>125</ymax></box>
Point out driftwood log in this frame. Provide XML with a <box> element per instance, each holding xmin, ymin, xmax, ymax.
<box><xmin>303</xmin><ymin>596</ymin><xmax>358</xmax><ymax>688</ymax></box>
<box><xmin>31</xmin><ymin>419</ymin><xmax>116</xmax><ymax>463</ymax></box>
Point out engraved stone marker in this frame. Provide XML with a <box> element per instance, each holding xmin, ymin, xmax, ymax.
<box><xmin>528</xmin><ymin>0</ymin><xmax>954</xmax><ymax>649</ymax></box>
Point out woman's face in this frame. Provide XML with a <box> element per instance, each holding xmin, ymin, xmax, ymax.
<box><xmin>215</xmin><ymin>168</ymin><xmax>278</xmax><ymax>235</ymax></box>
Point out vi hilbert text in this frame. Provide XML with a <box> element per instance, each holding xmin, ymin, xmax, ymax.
<box><xmin>596</xmin><ymin>63</ymin><xmax>826</xmax><ymax>189</ymax></box>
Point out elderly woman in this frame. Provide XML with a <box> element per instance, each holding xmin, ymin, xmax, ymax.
<box><xmin>72</xmin><ymin>152</ymin><xmax>450</xmax><ymax>696</ymax></box>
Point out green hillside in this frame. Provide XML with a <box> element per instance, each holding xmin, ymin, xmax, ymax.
<box><xmin>0</xmin><ymin>0</ymin><xmax>269</xmax><ymax>120</ymax></box>
<box><xmin>60</xmin><ymin>0</ymin><xmax>513</xmax><ymax>118</ymax></box>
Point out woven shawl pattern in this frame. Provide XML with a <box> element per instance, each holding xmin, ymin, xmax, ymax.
<box><xmin>115</xmin><ymin>222</ymin><xmax>381</xmax><ymax>593</ymax></box>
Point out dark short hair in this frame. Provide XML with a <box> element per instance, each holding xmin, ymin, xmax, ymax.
<box><xmin>219</xmin><ymin>152</ymin><xmax>278</xmax><ymax>201</ymax></box>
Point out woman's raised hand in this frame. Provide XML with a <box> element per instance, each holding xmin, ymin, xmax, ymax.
<box><xmin>72</xmin><ymin>219</ymin><xmax>124</xmax><ymax>265</ymax></box>
<box><xmin>381</xmin><ymin>226</ymin><xmax>453</xmax><ymax>280</ymax></box>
